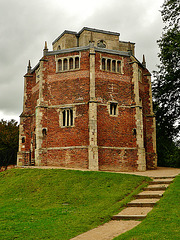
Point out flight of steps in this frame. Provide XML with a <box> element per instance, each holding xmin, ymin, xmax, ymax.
<box><xmin>112</xmin><ymin>177</ymin><xmax>174</xmax><ymax>220</ymax></box>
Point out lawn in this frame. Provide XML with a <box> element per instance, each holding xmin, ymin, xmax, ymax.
<box><xmin>0</xmin><ymin>168</ymin><xmax>149</xmax><ymax>240</ymax></box>
<box><xmin>114</xmin><ymin>174</ymin><xmax>180</xmax><ymax>240</ymax></box>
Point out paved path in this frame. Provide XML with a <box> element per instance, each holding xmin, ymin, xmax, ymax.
<box><xmin>70</xmin><ymin>220</ymin><xmax>141</xmax><ymax>240</ymax></box>
<box><xmin>69</xmin><ymin>167</ymin><xmax>180</xmax><ymax>240</ymax></box>
<box><xmin>116</xmin><ymin>167</ymin><xmax>180</xmax><ymax>178</ymax></box>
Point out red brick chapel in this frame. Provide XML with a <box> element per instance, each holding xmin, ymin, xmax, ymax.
<box><xmin>17</xmin><ymin>27</ymin><xmax>157</xmax><ymax>171</ymax></box>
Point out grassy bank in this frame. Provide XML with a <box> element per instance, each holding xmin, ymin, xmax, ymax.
<box><xmin>0</xmin><ymin>168</ymin><xmax>149</xmax><ymax>240</ymax></box>
<box><xmin>114</xmin><ymin>174</ymin><xmax>180</xmax><ymax>240</ymax></box>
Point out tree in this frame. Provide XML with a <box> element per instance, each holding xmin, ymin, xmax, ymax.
<box><xmin>0</xmin><ymin>119</ymin><xmax>19</xmax><ymax>169</ymax></box>
<box><xmin>153</xmin><ymin>0</ymin><xmax>180</xmax><ymax>167</ymax></box>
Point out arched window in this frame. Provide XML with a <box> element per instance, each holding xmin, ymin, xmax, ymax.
<box><xmin>58</xmin><ymin>59</ymin><xmax>62</xmax><ymax>71</ymax></box>
<box><xmin>42</xmin><ymin>128</ymin><xmax>47</xmax><ymax>137</ymax></box>
<box><xmin>112</xmin><ymin>60</ymin><xmax>116</xmax><ymax>72</ymax></box>
<box><xmin>63</xmin><ymin>58</ymin><xmax>68</xmax><ymax>71</ymax></box>
<box><xmin>57</xmin><ymin>45</ymin><xmax>61</xmax><ymax>50</ymax></box>
<box><xmin>102</xmin><ymin>58</ymin><xmax>106</xmax><ymax>70</ymax></box>
<box><xmin>75</xmin><ymin>57</ymin><xmax>79</xmax><ymax>69</ymax></box>
<box><xmin>22</xmin><ymin>137</ymin><xmax>25</xmax><ymax>143</ymax></box>
<box><xmin>107</xmin><ymin>59</ymin><xmax>111</xmax><ymax>71</ymax></box>
<box><xmin>69</xmin><ymin>58</ymin><xmax>73</xmax><ymax>70</ymax></box>
<box><xmin>117</xmin><ymin>61</ymin><xmax>121</xmax><ymax>73</ymax></box>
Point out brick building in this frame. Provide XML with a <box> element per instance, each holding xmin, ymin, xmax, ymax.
<box><xmin>17</xmin><ymin>27</ymin><xmax>157</xmax><ymax>171</ymax></box>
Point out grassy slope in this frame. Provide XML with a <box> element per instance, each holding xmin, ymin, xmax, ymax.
<box><xmin>0</xmin><ymin>168</ymin><xmax>149</xmax><ymax>240</ymax></box>
<box><xmin>114</xmin><ymin>174</ymin><xmax>180</xmax><ymax>240</ymax></box>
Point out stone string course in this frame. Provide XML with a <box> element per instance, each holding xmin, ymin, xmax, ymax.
<box><xmin>17</xmin><ymin>27</ymin><xmax>157</xmax><ymax>171</ymax></box>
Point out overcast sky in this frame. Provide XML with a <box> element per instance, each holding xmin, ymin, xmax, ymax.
<box><xmin>0</xmin><ymin>0</ymin><xmax>164</xmax><ymax>122</ymax></box>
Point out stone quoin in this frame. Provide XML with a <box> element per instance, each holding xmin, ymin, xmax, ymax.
<box><xmin>17</xmin><ymin>27</ymin><xmax>157</xmax><ymax>171</ymax></box>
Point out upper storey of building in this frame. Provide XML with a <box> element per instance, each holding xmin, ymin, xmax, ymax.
<box><xmin>52</xmin><ymin>27</ymin><xmax>135</xmax><ymax>55</ymax></box>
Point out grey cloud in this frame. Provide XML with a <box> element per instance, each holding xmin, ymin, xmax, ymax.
<box><xmin>0</xmin><ymin>0</ymin><xmax>164</xmax><ymax>120</ymax></box>
<box><xmin>81</xmin><ymin>0</ymin><xmax>163</xmax><ymax>73</ymax></box>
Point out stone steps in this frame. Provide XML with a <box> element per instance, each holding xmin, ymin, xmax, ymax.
<box><xmin>135</xmin><ymin>191</ymin><xmax>164</xmax><ymax>199</ymax></box>
<box><xmin>143</xmin><ymin>184</ymin><xmax>168</xmax><ymax>191</ymax></box>
<box><xmin>112</xmin><ymin>176</ymin><xmax>173</xmax><ymax>221</ymax></box>
<box><xmin>127</xmin><ymin>198</ymin><xmax>159</xmax><ymax>207</ymax></box>
<box><xmin>153</xmin><ymin>176</ymin><xmax>175</xmax><ymax>179</ymax></box>
<box><xmin>112</xmin><ymin>207</ymin><xmax>153</xmax><ymax>220</ymax></box>
<box><xmin>148</xmin><ymin>179</ymin><xmax>174</xmax><ymax>185</ymax></box>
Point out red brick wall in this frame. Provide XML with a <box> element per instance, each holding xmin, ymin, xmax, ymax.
<box><xmin>18</xmin><ymin>48</ymin><xmax>156</xmax><ymax>170</ymax></box>
<box><xmin>98</xmin><ymin>148</ymin><xmax>138</xmax><ymax>171</ymax></box>
<box><xmin>97</xmin><ymin>105</ymin><xmax>136</xmax><ymax>148</ymax></box>
<box><xmin>45</xmin><ymin>148</ymin><xmax>88</xmax><ymax>168</ymax></box>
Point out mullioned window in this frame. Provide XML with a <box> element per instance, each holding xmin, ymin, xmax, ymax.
<box><xmin>59</xmin><ymin>107</ymin><xmax>75</xmax><ymax>127</ymax></box>
<box><xmin>56</xmin><ymin>56</ymin><xmax>80</xmax><ymax>72</ymax></box>
<box><xmin>101</xmin><ymin>58</ymin><xmax>122</xmax><ymax>73</ymax></box>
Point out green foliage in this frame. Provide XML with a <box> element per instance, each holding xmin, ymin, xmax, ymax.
<box><xmin>0</xmin><ymin>119</ymin><xmax>19</xmax><ymax>167</ymax></box>
<box><xmin>161</xmin><ymin>0</ymin><xmax>180</xmax><ymax>26</ymax></box>
<box><xmin>156</xmin><ymin>135</ymin><xmax>180</xmax><ymax>168</ymax></box>
<box><xmin>114</xmin><ymin>175</ymin><xmax>180</xmax><ymax>240</ymax></box>
<box><xmin>0</xmin><ymin>169</ymin><xmax>149</xmax><ymax>240</ymax></box>
<box><xmin>153</xmin><ymin>0</ymin><xmax>180</xmax><ymax>167</ymax></box>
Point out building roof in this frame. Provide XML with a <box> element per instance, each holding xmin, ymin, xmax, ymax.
<box><xmin>78</xmin><ymin>27</ymin><xmax>120</xmax><ymax>37</ymax></box>
<box><xmin>52</xmin><ymin>30</ymin><xmax>77</xmax><ymax>45</ymax></box>
<box><xmin>52</xmin><ymin>27</ymin><xmax>120</xmax><ymax>45</ymax></box>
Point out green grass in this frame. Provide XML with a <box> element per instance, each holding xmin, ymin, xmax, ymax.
<box><xmin>114</xmin><ymin>174</ymin><xmax>180</xmax><ymax>240</ymax></box>
<box><xmin>0</xmin><ymin>168</ymin><xmax>149</xmax><ymax>240</ymax></box>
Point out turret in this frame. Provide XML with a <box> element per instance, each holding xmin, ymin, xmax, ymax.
<box><xmin>27</xmin><ymin>60</ymin><xmax>31</xmax><ymax>73</ymax></box>
<box><xmin>43</xmin><ymin>41</ymin><xmax>48</xmax><ymax>56</ymax></box>
<box><xmin>142</xmin><ymin>54</ymin><xmax>146</xmax><ymax>68</ymax></box>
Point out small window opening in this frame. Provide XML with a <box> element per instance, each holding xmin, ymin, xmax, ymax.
<box><xmin>42</xmin><ymin>128</ymin><xmax>47</xmax><ymax>137</ymax></box>
<box><xmin>63</xmin><ymin>110</ymin><xmax>66</xmax><ymax>126</ymax></box>
<box><xmin>110</xmin><ymin>103</ymin><xmax>118</xmax><ymax>115</ymax></box>
<box><xmin>112</xmin><ymin>60</ymin><xmax>116</xmax><ymax>72</ymax></box>
<box><xmin>75</xmin><ymin>57</ymin><xmax>79</xmax><ymax>69</ymax></box>
<box><xmin>117</xmin><ymin>61</ymin><xmax>121</xmax><ymax>73</ymax></box>
<box><xmin>133</xmin><ymin>128</ymin><xmax>137</xmax><ymax>136</ymax></box>
<box><xmin>107</xmin><ymin>59</ymin><xmax>111</xmax><ymax>71</ymax></box>
<box><xmin>63</xmin><ymin>59</ymin><xmax>68</xmax><ymax>71</ymax></box>
<box><xmin>70</xmin><ymin>109</ymin><xmax>73</xmax><ymax>126</ymax></box>
<box><xmin>22</xmin><ymin>137</ymin><xmax>25</xmax><ymax>143</ymax></box>
<box><xmin>102</xmin><ymin>58</ymin><xmax>106</xmax><ymax>70</ymax></box>
<box><xmin>69</xmin><ymin>58</ymin><xmax>73</xmax><ymax>70</ymax></box>
<box><xmin>67</xmin><ymin>109</ymin><xmax>70</xmax><ymax>126</ymax></box>
<box><xmin>58</xmin><ymin>59</ymin><xmax>62</xmax><ymax>71</ymax></box>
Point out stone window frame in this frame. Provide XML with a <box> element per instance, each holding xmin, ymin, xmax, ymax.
<box><xmin>101</xmin><ymin>57</ymin><xmax>122</xmax><ymax>74</ymax></box>
<box><xmin>59</xmin><ymin>106</ymin><xmax>75</xmax><ymax>128</ymax></box>
<box><xmin>108</xmin><ymin>102</ymin><xmax>118</xmax><ymax>117</ymax></box>
<box><xmin>56</xmin><ymin>55</ymin><xmax>80</xmax><ymax>73</ymax></box>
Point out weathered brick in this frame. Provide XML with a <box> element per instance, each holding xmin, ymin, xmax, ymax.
<box><xmin>17</xmin><ymin>27</ymin><xmax>157</xmax><ymax>171</ymax></box>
